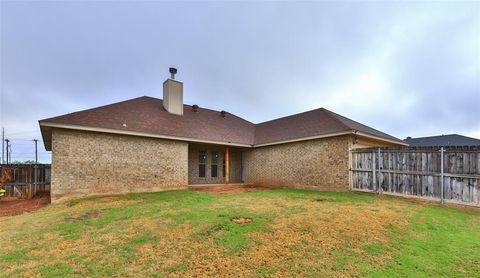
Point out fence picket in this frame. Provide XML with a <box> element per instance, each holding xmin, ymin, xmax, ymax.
<box><xmin>350</xmin><ymin>147</ymin><xmax>480</xmax><ymax>207</ymax></box>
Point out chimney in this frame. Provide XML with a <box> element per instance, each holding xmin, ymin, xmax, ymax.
<box><xmin>163</xmin><ymin>67</ymin><xmax>183</xmax><ymax>115</ymax></box>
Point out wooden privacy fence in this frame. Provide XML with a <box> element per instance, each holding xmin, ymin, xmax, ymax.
<box><xmin>0</xmin><ymin>164</ymin><xmax>51</xmax><ymax>199</ymax></box>
<box><xmin>349</xmin><ymin>147</ymin><xmax>480</xmax><ymax>207</ymax></box>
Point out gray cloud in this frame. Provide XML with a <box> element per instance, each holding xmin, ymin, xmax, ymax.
<box><xmin>1</xmin><ymin>1</ymin><xmax>479</xmax><ymax>162</ymax></box>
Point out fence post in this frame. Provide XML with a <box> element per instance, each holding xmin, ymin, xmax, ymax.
<box><xmin>377</xmin><ymin>148</ymin><xmax>382</xmax><ymax>194</ymax></box>
<box><xmin>348</xmin><ymin>149</ymin><xmax>353</xmax><ymax>191</ymax></box>
<box><xmin>372</xmin><ymin>149</ymin><xmax>376</xmax><ymax>191</ymax></box>
<box><xmin>440</xmin><ymin>147</ymin><xmax>445</xmax><ymax>204</ymax></box>
<box><xmin>34</xmin><ymin>164</ymin><xmax>38</xmax><ymax>196</ymax></box>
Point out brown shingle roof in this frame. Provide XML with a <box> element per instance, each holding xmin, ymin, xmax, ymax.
<box><xmin>253</xmin><ymin>107</ymin><xmax>402</xmax><ymax>146</ymax></box>
<box><xmin>39</xmin><ymin>96</ymin><xmax>405</xmax><ymax>150</ymax></box>
<box><xmin>40</xmin><ymin>96</ymin><xmax>255</xmax><ymax>149</ymax></box>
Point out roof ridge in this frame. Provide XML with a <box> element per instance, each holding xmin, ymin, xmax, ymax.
<box><xmin>142</xmin><ymin>96</ymin><xmax>255</xmax><ymax>125</ymax></box>
<box><xmin>319</xmin><ymin>108</ymin><xmax>353</xmax><ymax>131</ymax></box>
<box><xmin>256</xmin><ymin>107</ymin><xmax>335</xmax><ymax>126</ymax></box>
<box><xmin>182</xmin><ymin>102</ymin><xmax>255</xmax><ymax>125</ymax></box>
<box><xmin>408</xmin><ymin>134</ymin><xmax>480</xmax><ymax>140</ymax></box>
<box><xmin>321</xmin><ymin>108</ymin><xmax>402</xmax><ymax>140</ymax></box>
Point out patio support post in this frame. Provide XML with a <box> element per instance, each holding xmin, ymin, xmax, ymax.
<box><xmin>225</xmin><ymin>146</ymin><xmax>230</xmax><ymax>184</ymax></box>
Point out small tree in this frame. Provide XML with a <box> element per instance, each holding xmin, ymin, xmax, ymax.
<box><xmin>11</xmin><ymin>160</ymin><xmax>36</xmax><ymax>165</ymax></box>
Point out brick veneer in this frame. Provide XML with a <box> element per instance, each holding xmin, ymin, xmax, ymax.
<box><xmin>50</xmin><ymin>128</ymin><xmax>188</xmax><ymax>202</ymax></box>
<box><xmin>50</xmin><ymin>129</ymin><xmax>397</xmax><ymax>201</ymax></box>
<box><xmin>243</xmin><ymin>136</ymin><xmax>351</xmax><ymax>190</ymax></box>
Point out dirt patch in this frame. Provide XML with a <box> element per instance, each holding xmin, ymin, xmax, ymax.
<box><xmin>204</xmin><ymin>224</ymin><xmax>225</xmax><ymax>236</ymax></box>
<box><xmin>65</xmin><ymin>210</ymin><xmax>105</xmax><ymax>221</ymax></box>
<box><xmin>230</xmin><ymin>217</ymin><xmax>252</xmax><ymax>224</ymax></box>
<box><xmin>0</xmin><ymin>193</ymin><xmax>50</xmax><ymax>217</ymax></box>
<box><xmin>189</xmin><ymin>184</ymin><xmax>268</xmax><ymax>195</ymax></box>
<box><xmin>314</xmin><ymin>197</ymin><xmax>336</xmax><ymax>202</ymax></box>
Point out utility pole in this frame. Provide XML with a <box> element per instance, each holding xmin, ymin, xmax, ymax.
<box><xmin>1</xmin><ymin>128</ymin><xmax>4</xmax><ymax>164</ymax></box>
<box><xmin>5</xmin><ymin>139</ymin><xmax>10</xmax><ymax>164</ymax></box>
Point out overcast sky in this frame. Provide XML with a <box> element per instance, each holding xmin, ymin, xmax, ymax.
<box><xmin>1</xmin><ymin>1</ymin><xmax>479</xmax><ymax>163</ymax></box>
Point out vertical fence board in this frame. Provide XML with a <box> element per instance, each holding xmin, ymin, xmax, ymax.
<box><xmin>350</xmin><ymin>147</ymin><xmax>480</xmax><ymax>207</ymax></box>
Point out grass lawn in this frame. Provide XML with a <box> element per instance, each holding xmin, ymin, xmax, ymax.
<box><xmin>1</xmin><ymin>189</ymin><xmax>479</xmax><ymax>277</ymax></box>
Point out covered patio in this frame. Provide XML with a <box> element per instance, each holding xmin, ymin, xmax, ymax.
<box><xmin>187</xmin><ymin>143</ymin><xmax>246</xmax><ymax>185</ymax></box>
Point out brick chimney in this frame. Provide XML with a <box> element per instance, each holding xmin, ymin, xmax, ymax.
<box><xmin>163</xmin><ymin>67</ymin><xmax>183</xmax><ymax>115</ymax></box>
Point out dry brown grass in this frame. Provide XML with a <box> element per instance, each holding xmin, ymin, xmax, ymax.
<box><xmin>0</xmin><ymin>189</ymin><xmax>426</xmax><ymax>277</ymax></box>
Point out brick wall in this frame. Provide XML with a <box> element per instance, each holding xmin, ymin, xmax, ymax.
<box><xmin>243</xmin><ymin>135</ymin><xmax>351</xmax><ymax>190</ymax></box>
<box><xmin>188</xmin><ymin>144</ymin><xmax>243</xmax><ymax>184</ymax></box>
<box><xmin>51</xmin><ymin>128</ymin><xmax>188</xmax><ymax>202</ymax></box>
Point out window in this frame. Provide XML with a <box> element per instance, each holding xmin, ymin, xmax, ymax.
<box><xmin>199</xmin><ymin>151</ymin><xmax>206</xmax><ymax>178</ymax></box>
<box><xmin>211</xmin><ymin>151</ymin><xmax>218</xmax><ymax>177</ymax></box>
<box><xmin>223</xmin><ymin>157</ymin><xmax>226</xmax><ymax>177</ymax></box>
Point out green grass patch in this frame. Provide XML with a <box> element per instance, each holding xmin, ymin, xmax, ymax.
<box><xmin>366</xmin><ymin>205</ymin><xmax>480</xmax><ymax>277</ymax></box>
<box><xmin>0</xmin><ymin>188</ymin><xmax>478</xmax><ymax>277</ymax></box>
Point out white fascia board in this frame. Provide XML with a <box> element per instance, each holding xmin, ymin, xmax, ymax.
<box><xmin>252</xmin><ymin>131</ymin><xmax>353</xmax><ymax>147</ymax></box>
<box><xmin>355</xmin><ymin>131</ymin><xmax>409</xmax><ymax>146</ymax></box>
<box><xmin>39</xmin><ymin>122</ymin><xmax>253</xmax><ymax>148</ymax></box>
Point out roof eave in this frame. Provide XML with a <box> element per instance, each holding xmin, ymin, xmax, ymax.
<box><xmin>355</xmin><ymin>131</ymin><xmax>409</xmax><ymax>146</ymax></box>
<box><xmin>253</xmin><ymin>130</ymin><xmax>408</xmax><ymax>148</ymax></box>
<box><xmin>39</xmin><ymin>121</ymin><xmax>53</xmax><ymax>151</ymax></box>
<box><xmin>38</xmin><ymin>122</ymin><xmax>407</xmax><ymax>150</ymax></box>
<box><xmin>253</xmin><ymin>131</ymin><xmax>353</xmax><ymax>147</ymax></box>
<box><xmin>39</xmin><ymin>121</ymin><xmax>253</xmax><ymax>148</ymax></box>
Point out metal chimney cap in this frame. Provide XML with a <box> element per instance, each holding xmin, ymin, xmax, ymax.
<box><xmin>169</xmin><ymin>67</ymin><xmax>177</xmax><ymax>79</ymax></box>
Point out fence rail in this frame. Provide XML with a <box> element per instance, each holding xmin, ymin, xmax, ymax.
<box><xmin>349</xmin><ymin>147</ymin><xmax>480</xmax><ymax>207</ymax></box>
<box><xmin>0</xmin><ymin>164</ymin><xmax>51</xmax><ymax>199</ymax></box>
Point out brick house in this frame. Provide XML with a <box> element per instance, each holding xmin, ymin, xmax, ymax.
<box><xmin>40</xmin><ymin>69</ymin><xmax>407</xmax><ymax>202</ymax></box>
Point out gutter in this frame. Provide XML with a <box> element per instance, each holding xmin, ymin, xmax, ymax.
<box><xmin>354</xmin><ymin>131</ymin><xmax>409</xmax><ymax>146</ymax></box>
<box><xmin>39</xmin><ymin>122</ymin><xmax>253</xmax><ymax>148</ymax></box>
<box><xmin>252</xmin><ymin>131</ymin><xmax>353</xmax><ymax>147</ymax></box>
<box><xmin>40</xmin><ymin>122</ymin><xmax>407</xmax><ymax>149</ymax></box>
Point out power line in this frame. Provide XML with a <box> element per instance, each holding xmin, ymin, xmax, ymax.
<box><xmin>10</xmin><ymin>153</ymin><xmax>51</xmax><ymax>155</ymax></box>
<box><xmin>1</xmin><ymin>128</ymin><xmax>52</xmax><ymax>164</ymax></box>
<box><xmin>8</xmin><ymin>138</ymin><xmax>45</xmax><ymax>142</ymax></box>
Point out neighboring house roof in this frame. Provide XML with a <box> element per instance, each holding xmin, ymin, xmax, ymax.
<box><xmin>39</xmin><ymin>96</ymin><xmax>406</xmax><ymax>150</ymax></box>
<box><xmin>404</xmin><ymin>134</ymin><xmax>480</xmax><ymax>147</ymax></box>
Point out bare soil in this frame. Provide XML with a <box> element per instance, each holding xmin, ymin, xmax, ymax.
<box><xmin>230</xmin><ymin>217</ymin><xmax>253</xmax><ymax>224</ymax></box>
<box><xmin>0</xmin><ymin>193</ymin><xmax>50</xmax><ymax>217</ymax></box>
<box><xmin>65</xmin><ymin>210</ymin><xmax>105</xmax><ymax>221</ymax></box>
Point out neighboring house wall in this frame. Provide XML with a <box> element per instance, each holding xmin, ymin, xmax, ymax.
<box><xmin>243</xmin><ymin>135</ymin><xmax>352</xmax><ymax>190</ymax></box>
<box><xmin>188</xmin><ymin>144</ymin><xmax>243</xmax><ymax>184</ymax></box>
<box><xmin>51</xmin><ymin>128</ymin><xmax>188</xmax><ymax>202</ymax></box>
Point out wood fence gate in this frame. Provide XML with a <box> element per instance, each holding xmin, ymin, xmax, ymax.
<box><xmin>349</xmin><ymin>147</ymin><xmax>480</xmax><ymax>207</ymax></box>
